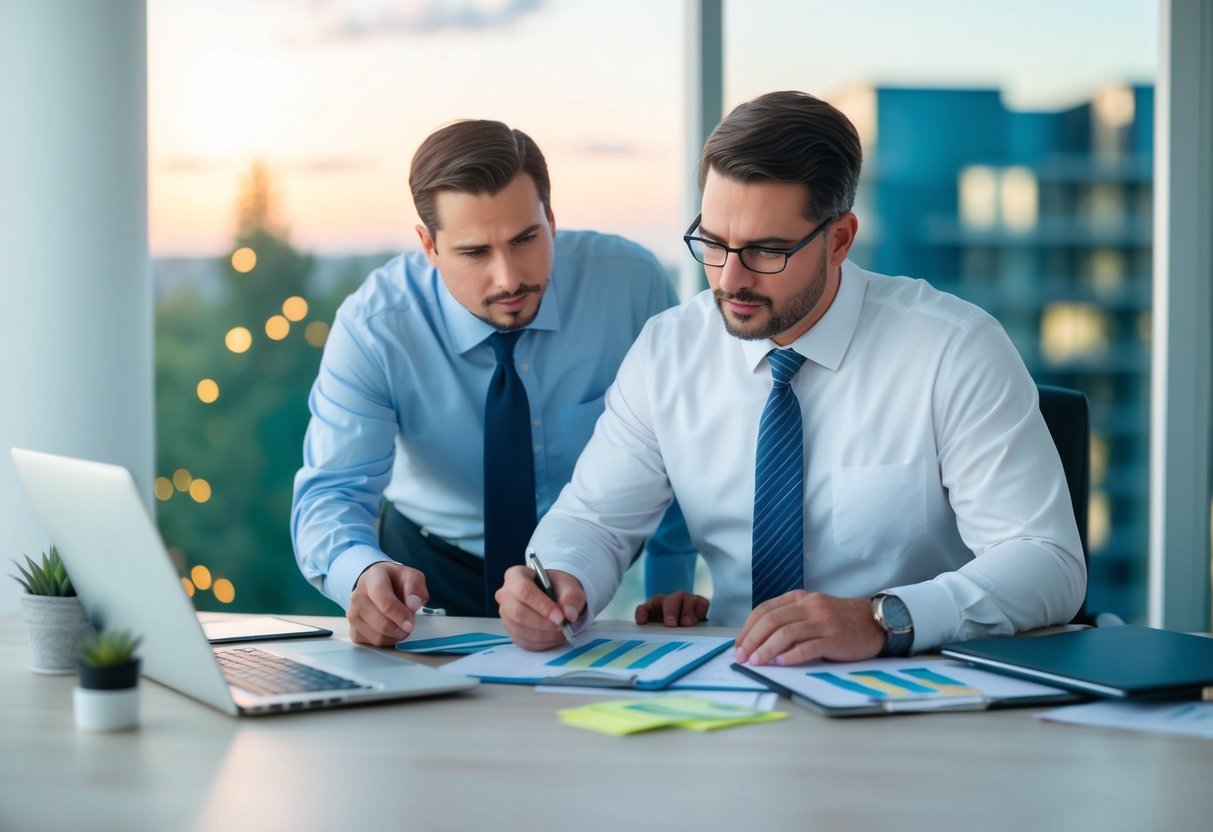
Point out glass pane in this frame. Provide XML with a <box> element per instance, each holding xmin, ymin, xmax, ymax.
<box><xmin>725</xmin><ymin>0</ymin><xmax>1158</xmax><ymax>623</ymax></box>
<box><xmin>148</xmin><ymin>1</ymin><xmax>684</xmax><ymax>613</ymax></box>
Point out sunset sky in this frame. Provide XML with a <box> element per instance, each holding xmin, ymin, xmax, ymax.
<box><xmin>147</xmin><ymin>0</ymin><xmax>1157</xmax><ymax>262</ymax></box>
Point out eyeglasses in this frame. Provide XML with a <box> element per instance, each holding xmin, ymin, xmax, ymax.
<box><xmin>682</xmin><ymin>213</ymin><xmax>833</xmax><ymax>275</ymax></box>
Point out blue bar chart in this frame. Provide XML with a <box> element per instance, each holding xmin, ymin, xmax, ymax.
<box><xmin>547</xmin><ymin>638</ymin><xmax>690</xmax><ymax>670</ymax></box>
<box><xmin>808</xmin><ymin>667</ymin><xmax>978</xmax><ymax>699</ymax></box>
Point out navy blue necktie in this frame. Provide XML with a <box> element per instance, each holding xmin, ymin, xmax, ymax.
<box><xmin>752</xmin><ymin>349</ymin><xmax>808</xmax><ymax>607</ymax></box>
<box><xmin>483</xmin><ymin>331</ymin><xmax>537</xmax><ymax>616</ymax></box>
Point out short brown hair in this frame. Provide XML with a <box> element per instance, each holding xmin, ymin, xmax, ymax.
<box><xmin>409</xmin><ymin>120</ymin><xmax>551</xmax><ymax>235</ymax></box>
<box><xmin>699</xmin><ymin>90</ymin><xmax>862</xmax><ymax>222</ymax></box>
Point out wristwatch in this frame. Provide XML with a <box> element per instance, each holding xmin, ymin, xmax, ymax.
<box><xmin>870</xmin><ymin>593</ymin><xmax>914</xmax><ymax>657</ymax></box>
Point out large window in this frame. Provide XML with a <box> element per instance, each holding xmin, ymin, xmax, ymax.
<box><xmin>148</xmin><ymin>1</ymin><xmax>684</xmax><ymax>613</ymax></box>
<box><xmin>725</xmin><ymin>0</ymin><xmax>1158</xmax><ymax>623</ymax></box>
<box><xmin>149</xmin><ymin>1</ymin><xmax>1162</xmax><ymax>623</ymax></box>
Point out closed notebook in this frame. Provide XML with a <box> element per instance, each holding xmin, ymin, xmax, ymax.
<box><xmin>941</xmin><ymin>626</ymin><xmax>1213</xmax><ymax>701</ymax></box>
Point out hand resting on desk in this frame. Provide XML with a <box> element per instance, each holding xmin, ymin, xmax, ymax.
<box><xmin>633</xmin><ymin>591</ymin><xmax>710</xmax><ymax>628</ymax></box>
<box><xmin>734</xmin><ymin>591</ymin><xmax>885</xmax><ymax>666</ymax></box>
<box><xmin>348</xmin><ymin>561</ymin><xmax>429</xmax><ymax>646</ymax></box>
<box><xmin>497</xmin><ymin>565</ymin><xmax>585</xmax><ymax>651</ymax></box>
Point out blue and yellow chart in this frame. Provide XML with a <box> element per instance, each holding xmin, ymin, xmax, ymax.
<box><xmin>442</xmin><ymin>630</ymin><xmax>734</xmax><ymax>689</ymax></box>
<box><xmin>807</xmin><ymin>666</ymin><xmax>979</xmax><ymax>699</ymax></box>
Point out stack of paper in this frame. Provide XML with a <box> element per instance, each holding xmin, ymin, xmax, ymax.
<box><xmin>558</xmin><ymin>694</ymin><xmax>787</xmax><ymax>736</ymax></box>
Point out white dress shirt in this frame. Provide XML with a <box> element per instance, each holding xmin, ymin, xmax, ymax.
<box><xmin>530</xmin><ymin>260</ymin><xmax>1086</xmax><ymax>650</ymax></box>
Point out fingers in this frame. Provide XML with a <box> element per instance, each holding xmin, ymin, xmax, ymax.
<box><xmin>634</xmin><ymin>595</ymin><xmax>663</xmax><ymax>625</ymax></box>
<box><xmin>552</xmin><ymin>572</ymin><xmax>586</xmax><ymax>625</ymax></box>
<box><xmin>634</xmin><ymin>592</ymin><xmax>710</xmax><ymax>627</ymax></box>
<box><xmin>347</xmin><ymin>562</ymin><xmax>425</xmax><ymax>647</ymax></box>
<box><xmin>732</xmin><ymin>594</ymin><xmax>800</xmax><ymax>650</ymax></box>
<box><xmin>733</xmin><ymin>593</ymin><xmax>885</xmax><ymax>666</ymax></box>
<box><xmin>498</xmin><ymin>565</ymin><xmax>583</xmax><ymax>651</ymax></box>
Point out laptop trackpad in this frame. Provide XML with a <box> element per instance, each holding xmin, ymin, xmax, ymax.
<box><xmin>276</xmin><ymin>642</ymin><xmax>417</xmax><ymax>674</ymax></box>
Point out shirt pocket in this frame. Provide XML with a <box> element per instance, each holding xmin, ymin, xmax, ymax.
<box><xmin>553</xmin><ymin>395</ymin><xmax>607</xmax><ymax>474</ymax></box>
<box><xmin>832</xmin><ymin>461</ymin><xmax>927</xmax><ymax>561</ymax></box>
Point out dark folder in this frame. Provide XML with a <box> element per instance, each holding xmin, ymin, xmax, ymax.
<box><xmin>941</xmin><ymin>626</ymin><xmax>1213</xmax><ymax>701</ymax></box>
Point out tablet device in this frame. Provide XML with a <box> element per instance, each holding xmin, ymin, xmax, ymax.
<box><xmin>201</xmin><ymin>615</ymin><xmax>333</xmax><ymax>644</ymax></box>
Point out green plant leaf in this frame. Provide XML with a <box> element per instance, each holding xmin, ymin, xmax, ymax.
<box><xmin>81</xmin><ymin>629</ymin><xmax>142</xmax><ymax>668</ymax></box>
<box><xmin>9</xmin><ymin>547</ymin><xmax>75</xmax><ymax>596</ymax></box>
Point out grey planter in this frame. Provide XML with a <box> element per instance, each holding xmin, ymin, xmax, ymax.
<box><xmin>19</xmin><ymin>594</ymin><xmax>95</xmax><ymax>674</ymax></box>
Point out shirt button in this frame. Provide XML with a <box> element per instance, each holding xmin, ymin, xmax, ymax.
<box><xmin>533</xmin><ymin>445</ymin><xmax>542</xmax><ymax>454</ymax></box>
<box><xmin>532</xmin><ymin>418</ymin><xmax>542</xmax><ymax>427</ymax></box>
<box><xmin>519</xmin><ymin>363</ymin><xmax>529</xmax><ymax>372</ymax></box>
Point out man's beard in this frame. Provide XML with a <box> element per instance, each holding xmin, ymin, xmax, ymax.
<box><xmin>478</xmin><ymin>283</ymin><xmax>545</xmax><ymax>331</ymax></box>
<box><xmin>713</xmin><ymin>254</ymin><xmax>827</xmax><ymax>341</ymax></box>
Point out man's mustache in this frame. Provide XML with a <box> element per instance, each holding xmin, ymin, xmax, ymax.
<box><xmin>484</xmin><ymin>284</ymin><xmax>543</xmax><ymax>306</ymax></box>
<box><xmin>714</xmin><ymin>288</ymin><xmax>772</xmax><ymax>307</ymax></box>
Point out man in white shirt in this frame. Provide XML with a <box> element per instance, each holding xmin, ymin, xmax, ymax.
<box><xmin>496</xmin><ymin>90</ymin><xmax>1086</xmax><ymax>666</ymax></box>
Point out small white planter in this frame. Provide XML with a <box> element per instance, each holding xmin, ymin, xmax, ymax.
<box><xmin>18</xmin><ymin>594</ymin><xmax>94</xmax><ymax>674</ymax></box>
<box><xmin>74</xmin><ymin>659</ymin><xmax>141</xmax><ymax>732</ymax></box>
<box><xmin>73</xmin><ymin>685</ymin><xmax>140</xmax><ymax>732</ymax></box>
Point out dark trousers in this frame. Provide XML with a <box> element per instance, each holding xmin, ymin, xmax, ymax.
<box><xmin>378</xmin><ymin>504</ymin><xmax>491</xmax><ymax>617</ymax></box>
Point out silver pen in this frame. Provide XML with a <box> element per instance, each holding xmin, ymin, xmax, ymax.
<box><xmin>525</xmin><ymin>548</ymin><xmax>575</xmax><ymax>647</ymax></box>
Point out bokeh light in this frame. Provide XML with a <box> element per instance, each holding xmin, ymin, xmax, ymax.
<box><xmin>265</xmin><ymin>315</ymin><xmax>290</xmax><ymax>341</ymax></box>
<box><xmin>231</xmin><ymin>247</ymin><xmax>257</xmax><ymax>273</ymax></box>
<box><xmin>154</xmin><ymin>476</ymin><xmax>174</xmax><ymax>501</ymax></box>
<box><xmin>190</xmin><ymin>564</ymin><xmax>212</xmax><ymax>591</ymax></box>
<box><xmin>225</xmin><ymin>326</ymin><xmax>253</xmax><ymax>354</ymax></box>
<box><xmin>305</xmin><ymin>321</ymin><xmax>329</xmax><ymax>347</ymax></box>
<box><xmin>197</xmin><ymin>378</ymin><xmax>219</xmax><ymax>403</ymax></box>
<box><xmin>282</xmin><ymin>296</ymin><xmax>308</xmax><ymax>322</ymax></box>
<box><xmin>189</xmin><ymin>478</ymin><xmax>212</xmax><ymax>503</ymax></box>
<box><xmin>213</xmin><ymin>579</ymin><xmax>236</xmax><ymax>604</ymax></box>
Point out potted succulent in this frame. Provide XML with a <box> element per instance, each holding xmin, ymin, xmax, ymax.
<box><xmin>11</xmin><ymin>546</ymin><xmax>94</xmax><ymax>674</ymax></box>
<box><xmin>74</xmin><ymin>629</ymin><xmax>142</xmax><ymax>731</ymax></box>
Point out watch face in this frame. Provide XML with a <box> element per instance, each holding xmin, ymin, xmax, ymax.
<box><xmin>875</xmin><ymin>595</ymin><xmax>913</xmax><ymax>634</ymax></box>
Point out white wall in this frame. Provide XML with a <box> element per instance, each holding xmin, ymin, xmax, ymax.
<box><xmin>0</xmin><ymin>1</ymin><xmax>152</xmax><ymax>613</ymax></box>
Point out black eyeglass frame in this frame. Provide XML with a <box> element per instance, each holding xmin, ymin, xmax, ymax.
<box><xmin>682</xmin><ymin>212</ymin><xmax>835</xmax><ymax>275</ymax></box>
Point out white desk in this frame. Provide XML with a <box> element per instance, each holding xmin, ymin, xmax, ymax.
<box><xmin>1</xmin><ymin>613</ymin><xmax>1210</xmax><ymax>831</ymax></box>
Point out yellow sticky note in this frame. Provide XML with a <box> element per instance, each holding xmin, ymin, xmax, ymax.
<box><xmin>557</xmin><ymin>695</ymin><xmax>787</xmax><ymax>736</ymax></box>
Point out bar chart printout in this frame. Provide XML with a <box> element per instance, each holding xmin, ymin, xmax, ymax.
<box><xmin>546</xmin><ymin>639</ymin><xmax>688</xmax><ymax>670</ymax></box>
<box><xmin>440</xmin><ymin>631</ymin><xmax>734</xmax><ymax>689</ymax></box>
<box><xmin>808</xmin><ymin>667</ymin><xmax>980</xmax><ymax>700</ymax></box>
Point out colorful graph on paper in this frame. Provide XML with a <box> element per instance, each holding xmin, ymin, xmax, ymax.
<box><xmin>546</xmin><ymin>638</ymin><xmax>691</xmax><ymax>670</ymax></box>
<box><xmin>439</xmin><ymin>630</ymin><xmax>734</xmax><ymax>689</ymax></box>
<box><xmin>807</xmin><ymin>667</ymin><xmax>979</xmax><ymax>699</ymax></box>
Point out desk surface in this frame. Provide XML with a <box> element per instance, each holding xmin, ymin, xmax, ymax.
<box><xmin>2</xmin><ymin>613</ymin><xmax>1210</xmax><ymax>831</ymax></box>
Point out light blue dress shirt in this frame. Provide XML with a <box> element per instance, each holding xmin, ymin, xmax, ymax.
<box><xmin>291</xmin><ymin>230</ymin><xmax>694</xmax><ymax>608</ymax></box>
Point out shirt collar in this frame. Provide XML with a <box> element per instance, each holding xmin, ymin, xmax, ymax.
<box><xmin>739</xmin><ymin>259</ymin><xmax>869</xmax><ymax>373</ymax></box>
<box><xmin>439</xmin><ymin>270</ymin><xmax>563</xmax><ymax>356</ymax></box>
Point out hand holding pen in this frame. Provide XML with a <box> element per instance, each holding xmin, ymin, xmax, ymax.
<box><xmin>525</xmin><ymin>549</ymin><xmax>576</xmax><ymax>647</ymax></box>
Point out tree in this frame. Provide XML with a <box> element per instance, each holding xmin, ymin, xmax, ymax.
<box><xmin>155</xmin><ymin>161</ymin><xmax>349</xmax><ymax>615</ymax></box>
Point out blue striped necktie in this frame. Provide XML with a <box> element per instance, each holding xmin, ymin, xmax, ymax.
<box><xmin>751</xmin><ymin>348</ymin><xmax>808</xmax><ymax>607</ymax></box>
<box><xmin>482</xmin><ymin>330</ymin><xmax>537</xmax><ymax>616</ymax></box>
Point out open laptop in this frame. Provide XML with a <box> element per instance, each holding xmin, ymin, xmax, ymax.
<box><xmin>11</xmin><ymin>447</ymin><xmax>478</xmax><ymax>715</ymax></box>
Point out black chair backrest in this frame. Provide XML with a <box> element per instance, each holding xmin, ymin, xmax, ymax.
<box><xmin>1036</xmin><ymin>384</ymin><xmax>1091</xmax><ymax>624</ymax></box>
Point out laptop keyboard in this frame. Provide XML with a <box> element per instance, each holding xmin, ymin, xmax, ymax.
<box><xmin>217</xmin><ymin>647</ymin><xmax>371</xmax><ymax>696</ymax></box>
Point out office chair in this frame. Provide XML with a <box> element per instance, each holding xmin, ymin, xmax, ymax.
<box><xmin>1036</xmin><ymin>384</ymin><xmax>1122</xmax><ymax>626</ymax></box>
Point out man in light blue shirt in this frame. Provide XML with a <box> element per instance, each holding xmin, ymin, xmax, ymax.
<box><xmin>291</xmin><ymin>119</ymin><xmax>693</xmax><ymax>645</ymax></box>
